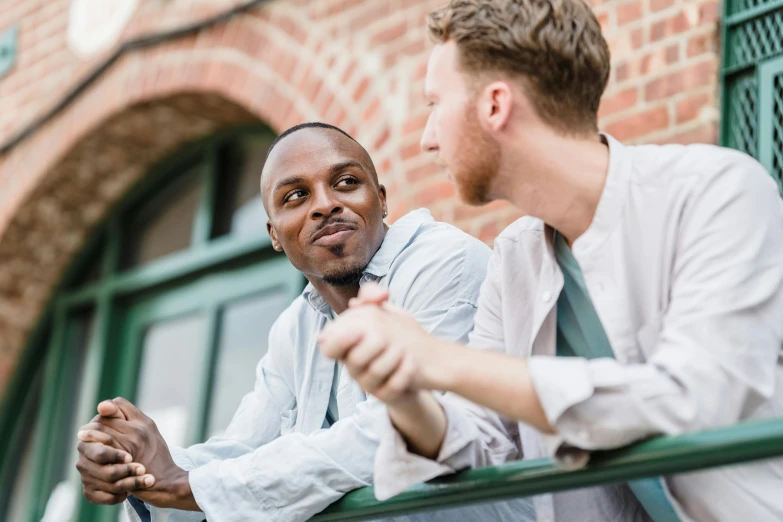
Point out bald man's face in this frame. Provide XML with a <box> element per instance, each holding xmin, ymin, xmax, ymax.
<box><xmin>262</xmin><ymin>128</ymin><xmax>388</xmax><ymax>286</ymax></box>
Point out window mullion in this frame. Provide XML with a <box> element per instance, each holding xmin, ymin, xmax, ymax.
<box><xmin>193</xmin><ymin>304</ymin><xmax>221</xmax><ymax>444</ymax></box>
<box><xmin>191</xmin><ymin>146</ymin><xmax>219</xmax><ymax>247</ymax></box>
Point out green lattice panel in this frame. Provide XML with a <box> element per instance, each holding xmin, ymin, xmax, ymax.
<box><xmin>729</xmin><ymin>0</ymin><xmax>778</xmax><ymax>15</ymax></box>
<box><xmin>726</xmin><ymin>73</ymin><xmax>758</xmax><ymax>157</ymax></box>
<box><xmin>771</xmin><ymin>73</ymin><xmax>783</xmax><ymax>191</ymax></box>
<box><xmin>727</xmin><ymin>8</ymin><xmax>783</xmax><ymax>69</ymax></box>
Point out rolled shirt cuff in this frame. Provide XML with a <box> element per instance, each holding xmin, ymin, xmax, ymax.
<box><xmin>372</xmin><ymin>398</ymin><xmax>479</xmax><ymax>500</ymax></box>
<box><xmin>529</xmin><ymin>356</ymin><xmax>595</xmax><ymax>469</ymax></box>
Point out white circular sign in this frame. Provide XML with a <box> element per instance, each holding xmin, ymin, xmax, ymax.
<box><xmin>67</xmin><ymin>0</ymin><xmax>139</xmax><ymax>58</ymax></box>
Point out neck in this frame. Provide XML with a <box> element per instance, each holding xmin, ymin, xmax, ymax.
<box><xmin>308</xmin><ymin>279</ymin><xmax>360</xmax><ymax>315</ymax></box>
<box><xmin>497</xmin><ymin>129</ymin><xmax>609</xmax><ymax>246</ymax></box>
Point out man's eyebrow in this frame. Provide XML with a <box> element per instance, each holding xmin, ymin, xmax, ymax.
<box><xmin>329</xmin><ymin>160</ymin><xmax>364</xmax><ymax>175</ymax></box>
<box><xmin>272</xmin><ymin>161</ymin><xmax>363</xmax><ymax>192</ymax></box>
<box><xmin>273</xmin><ymin>175</ymin><xmax>306</xmax><ymax>192</ymax></box>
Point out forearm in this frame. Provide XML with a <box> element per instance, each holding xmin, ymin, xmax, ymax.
<box><xmin>387</xmin><ymin>390</ymin><xmax>447</xmax><ymax>459</ymax></box>
<box><xmin>437</xmin><ymin>343</ymin><xmax>554</xmax><ymax>434</ymax></box>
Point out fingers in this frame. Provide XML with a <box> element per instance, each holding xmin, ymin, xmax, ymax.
<box><xmin>80</xmin><ymin>472</ymin><xmax>155</xmax><ymax>505</ymax></box>
<box><xmin>79</xmin><ymin>421</ymin><xmax>134</xmax><ymax>453</ymax></box>
<box><xmin>78</xmin><ymin>428</ymin><xmax>129</xmax><ymax>452</ymax></box>
<box><xmin>78</xmin><ymin>440</ymin><xmax>132</xmax><ymax>465</ymax></box>
<box><xmin>357</xmin><ymin>344</ymin><xmax>404</xmax><ymax>393</ymax></box>
<box><xmin>349</xmin><ymin>282</ymin><xmax>390</xmax><ymax>308</ymax></box>
<box><xmin>343</xmin><ymin>332</ymin><xmax>388</xmax><ymax>373</ymax></box>
<box><xmin>374</xmin><ymin>353</ymin><xmax>417</xmax><ymax>403</ymax></box>
<box><xmin>82</xmin><ymin>487</ymin><xmax>128</xmax><ymax>505</ymax></box>
<box><xmin>76</xmin><ymin>457</ymin><xmax>145</xmax><ymax>482</ymax></box>
<box><xmin>318</xmin><ymin>324</ymin><xmax>364</xmax><ymax>361</ymax></box>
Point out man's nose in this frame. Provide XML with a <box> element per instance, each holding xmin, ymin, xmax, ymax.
<box><xmin>420</xmin><ymin>112</ymin><xmax>438</xmax><ymax>153</ymax></box>
<box><xmin>310</xmin><ymin>187</ymin><xmax>342</xmax><ymax>218</ymax></box>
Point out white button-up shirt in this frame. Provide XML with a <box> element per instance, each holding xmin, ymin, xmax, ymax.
<box><xmin>125</xmin><ymin>209</ymin><xmax>536</xmax><ymax>522</ymax></box>
<box><xmin>374</xmin><ymin>136</ymin><xmax>783</xmax><ymax>522</ymax></box>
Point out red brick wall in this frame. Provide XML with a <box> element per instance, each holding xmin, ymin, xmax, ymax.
<box><xmin>0</xmin><ymin>0</ymin><xmax>722</xmax><ymax>395</ymax></box>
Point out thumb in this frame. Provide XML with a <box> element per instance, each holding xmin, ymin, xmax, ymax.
<box><xmin>97</xmin><ymin>400</ymin><xmax>127</xmax><ymax>420</ymax></box>
<box><xmin>111</xmin><ymin>397</ymin><xmax>143</xmax><ymax>421</ymax></box>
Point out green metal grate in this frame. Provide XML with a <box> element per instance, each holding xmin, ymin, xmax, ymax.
<box><xmin>771</xmin><ymin>73</ymin><xmax>783</xmax><ymax>189</ymax></box>
<box><xmin>725</xmin><ymin>74</ymin><xmax>758</xmax><ymax>156</ymax></box>
<box><xmin>729</xmin><ymin>0</ymin><xmax>779</xmax><ymax>15</ymax></box>
<box><xmin>726</xmin><ymin>9</ymin><xmax>783</xmax><ymax>70</ymax></box>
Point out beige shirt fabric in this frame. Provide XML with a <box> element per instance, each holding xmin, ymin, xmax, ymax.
<box><xmin>373</xmin><ymin>135</ymin><xmax>783</xmax><ymax>522</ymax></box>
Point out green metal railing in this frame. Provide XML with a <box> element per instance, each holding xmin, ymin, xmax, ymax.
<box><xmin>311</xmin><ymin>417</ymin><xmax>783</xmax><ymax>521</ymax></box>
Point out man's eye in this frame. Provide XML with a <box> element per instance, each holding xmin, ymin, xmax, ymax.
<box><xmin>336</xmin><ymin>177</ymin><xmax>358</xmax><ymax>187</ymax></box>
<box><xmin>284</xmin><ymin>189</ymin><xmax>307</xmax><ymax>202</ymax></box>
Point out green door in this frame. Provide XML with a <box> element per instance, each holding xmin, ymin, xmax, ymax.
<box><xmin>114</xmin><ymin>256</ymin><xmax>303</xmax><ymax>448</ymax></box>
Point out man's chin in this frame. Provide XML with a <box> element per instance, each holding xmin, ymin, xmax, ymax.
<box><xmin>322</xmin><ymin>266</ymin><xmax>365</xmax><ymax>287</ymax></box>
<box><xmin>454</xmin><ymin>179</ymin><xmax>492</xmax><ymax>206</ymax></box>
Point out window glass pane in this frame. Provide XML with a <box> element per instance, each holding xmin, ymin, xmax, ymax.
<box><xmin>212</xmin><ymin>135</ymin><xmax>274</xmax><ymax>240</ymax></box>
<box><xmin>3</xmin><ymin>369</ymin><xmax>44</xmax><ymax>522</ymax></box>
<box><xmin>6</xmin><ymin>414</ymin><xmax>38</xmax><ymax>521</ymax></box>
<box><xmin>52</xmin><ymin>309</ymin><xmax>97</xmax><ymax>485</ymax></box>
<box><xmin>68</xmin><ymin>239</ymin><xmax>104</xmax><ymax>289</ymax></box>
<box><xmin>206</xmin><ymin>287</ymin><xmax>291</xmax><ymax>438</ymax></box>
<box><xmin>135</xmin><ymin>314</ymin><xmax>207</xmax><ymax>448</ymax></box>
<box><xmin>122</xmin><ymin>165</ymin><xmax>203</xmax><ymax>269</ymax></box>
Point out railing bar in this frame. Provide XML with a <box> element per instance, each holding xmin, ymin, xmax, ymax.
<box><xmin>311</xmin><ymin>417</ymin><xmax>783</xmax><ymax>521</ymax></box>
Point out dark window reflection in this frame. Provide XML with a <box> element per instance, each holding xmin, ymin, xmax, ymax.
<box><xmin>212</xmin><ymin>135</ymin><xmax>274</xmax><ymax>240</ymax></box>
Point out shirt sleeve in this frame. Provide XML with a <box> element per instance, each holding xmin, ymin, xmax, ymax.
<box><xmin>127</xmin><ymin>314</ymin><xmax>297</xmax><ymax>522</ymax></box>
<box><xmin>373</xmin><ymin>244</ymin><xmax>523</xmax><ymax>500</ymax></box>
<box><xmin>529</xmin><ymin>160</ymin><xmax>783</xmax><ymax>462</ymax></box>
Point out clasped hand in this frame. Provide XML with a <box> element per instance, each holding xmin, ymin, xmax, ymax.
<box><xmin>75</xmin><ymin>397</ymin><xmax>190</xmax><ymax>508</ymax></box>
<box><xmin>318</xmin><ymin>283</ymin><xmax>449</xmax><ymax>404</ymax></box>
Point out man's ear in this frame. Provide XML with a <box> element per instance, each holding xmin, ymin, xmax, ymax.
<box><xmin>267</xmin><ymin>221</ymin><xmax>283</xmax><ymax>252</ymax></box>
<box><xmin>379</xmin><ymin>185</ymin><xmax>388</xmax><ymax>217</ymax></box>
<box><xmin>478</xmin><ymin>81</ymin><xmax>513</xmax><ymax>132</ymax></box>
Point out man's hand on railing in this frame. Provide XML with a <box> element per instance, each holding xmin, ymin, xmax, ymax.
<box><xmin>76</xmin><ymin>398</ymin><xmax>199</xmax><ymax>511</ymax></box>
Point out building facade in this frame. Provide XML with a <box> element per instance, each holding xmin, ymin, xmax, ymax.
<box><xmin>0</xmin><ymin>0</ymin><xmax>779</xmax><ymax>520</ymax></box>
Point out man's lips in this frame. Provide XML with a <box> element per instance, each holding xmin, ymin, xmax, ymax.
<box><xmin>312</xmin><ymin>223</ymin><xmax>357</xmax><ymax>246</ymax></box>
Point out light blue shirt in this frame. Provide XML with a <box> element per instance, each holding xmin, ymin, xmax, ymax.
<box><xmin>127</xmin><ymin>209</ymin><xmax>536</xmax><ymax>522</ymax></box>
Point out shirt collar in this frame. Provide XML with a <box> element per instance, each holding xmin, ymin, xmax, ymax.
<box><xmin>570</xmin><ymin>133</ymin><xmax>631</xmax><ymax>257</ymax></box>
<box><xmin>302</xmin><ymin>208</ymin><xmax>434</xmax><ymax>314</ymax></box>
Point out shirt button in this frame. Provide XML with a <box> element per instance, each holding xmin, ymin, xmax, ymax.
<box><xmin>542</xmin><ymin>291</ymin><xmax>552</xmax><ymax>303</ymax></box>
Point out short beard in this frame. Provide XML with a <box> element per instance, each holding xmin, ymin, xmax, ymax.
<box><xmin>322</xmin><ymin>264</ymin><xmax>365</xmax><ymax>287</ymax></box>
<box><xmin>452</xmin><ymin>102</ymin><xmax>501</xmax><ymax>206</ymax></box>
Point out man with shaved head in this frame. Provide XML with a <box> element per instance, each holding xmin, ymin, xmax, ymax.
<box><xmin>74</xmin><ymin>123</ymin><xmax>536</xmax><ymax>522</ymax></box>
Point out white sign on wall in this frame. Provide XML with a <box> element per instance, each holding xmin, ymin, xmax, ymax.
<box><xmin>67</xmin><ymin>0</ymin><xmax>139</xmax><ymax>58</ymax></box>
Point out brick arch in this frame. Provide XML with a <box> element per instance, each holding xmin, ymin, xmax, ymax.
<box><xmin>0</xmin><ymin>10</ymin><xmax>395</xmax><ymax>391</ymax></box>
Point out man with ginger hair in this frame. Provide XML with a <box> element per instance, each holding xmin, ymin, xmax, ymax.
<box><xmin>319</xmin><ymin>1</ymin><xmax>783</xmax><ymax>521</ymax></box>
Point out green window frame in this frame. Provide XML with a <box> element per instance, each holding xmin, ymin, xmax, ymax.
<box><xmin>721</xmin><ymin>0</ymin><xmax>783</xmax><ymax>194</ymax></box>
<box><xmin>0</xmin><ymin>125</ymin><xmax>305</xmax><ymax>522</ymax></box>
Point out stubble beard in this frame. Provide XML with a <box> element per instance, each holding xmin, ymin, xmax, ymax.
<box><xmin>451</xmin><ymin>103</ymin><xmax>501</xmax><ymax>206</ymax></box>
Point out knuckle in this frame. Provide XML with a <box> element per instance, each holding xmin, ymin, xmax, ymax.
<box><xmin>108</xmin><ymin>466</ymin><xmax>122</xmax><ymax>482</ymax></box>
<box><xmin>368</xmin><ymin>365</ymin><xmax>386</xmax><ymax>380</ymax></box>
<box><xmin>95</xmin><ymin>447</ymin><xmax>109</xmax><ymax>461</ymax></box>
